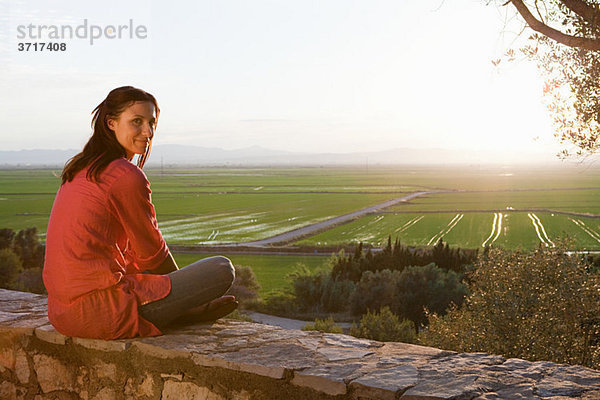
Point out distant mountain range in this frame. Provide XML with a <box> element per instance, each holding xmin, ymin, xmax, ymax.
<box><xmin>0</xmin><ymin>144</ymin><xmax>560</xmax><ymax>166</ymax></box>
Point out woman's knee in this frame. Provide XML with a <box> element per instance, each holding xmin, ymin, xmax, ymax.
<box><xmin>212</xmin><ymin>256</ymin><xmax>235</xmax><ymax>284</ymax></box>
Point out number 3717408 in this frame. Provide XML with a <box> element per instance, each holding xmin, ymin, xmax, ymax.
<box><xmin>17</xmin><ymin>42</ymin><xmax>67</xmax><ymax>51</ymax></box>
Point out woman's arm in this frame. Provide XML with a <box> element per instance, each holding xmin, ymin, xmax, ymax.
<box><xmin>108</xmin><ymin>166</ymin><xmax>171</xmax><ymax>273</ymax></box>
<box><xmin>147</xmin><ymin>251</ymin><xmax>179</xmax><ymax>275</ymax></box>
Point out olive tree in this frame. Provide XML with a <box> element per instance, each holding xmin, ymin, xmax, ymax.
<box><xmin>420</xmin><ymin>241</ymin><xmax>600</xmax><ymax>368</ymax></box>
<box><xmin>490</xmin><ymin>0</ymin><xmax>600</xmax><ymax>156</ymax></box>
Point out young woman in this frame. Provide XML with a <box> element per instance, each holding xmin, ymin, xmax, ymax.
<box><xmin>43</xmin><ymin>86</ymin><xmax>237</xmax><ymax>340</ymax></box>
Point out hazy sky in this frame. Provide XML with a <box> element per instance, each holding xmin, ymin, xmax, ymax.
<box><xmin>0</xmin><ymin>0</ymin><xmax>563</xmax><ymax>158</ymax></box>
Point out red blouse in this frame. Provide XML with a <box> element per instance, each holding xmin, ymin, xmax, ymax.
<box><xmin>43</xmin><ymin>158</ymin><xmax>171</xmax><ymax>339</ymax></box>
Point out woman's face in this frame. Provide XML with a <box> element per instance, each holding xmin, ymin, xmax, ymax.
<box><xmin>107</xmin><ymin>101</ymin><xmax>156</xmax><ymax>159</ymax></box>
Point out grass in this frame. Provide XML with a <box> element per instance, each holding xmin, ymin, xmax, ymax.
<box><xmin>172</xmin><ymin>252</ymin><xmax>331</xmax><ymax>298</ymax></box>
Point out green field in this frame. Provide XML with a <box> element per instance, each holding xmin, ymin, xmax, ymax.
<box><xmin>389</xmin><ymin>189</ymin><xmax>600</xmax><ymax>214</ymax></box>
<box><xmin>297</xmin><ymin>211</ymin><xmax>600</xmax><ymax>250</ymax></box>
<box><xmin>1</xmin><ymin>165</ymin><xmax>599</xmax><ymax>249</ymax></box>
<box><xmin>154</xmin><ymin>192</ymin><xmax>395</xmax><ymax>244</ymax></box>
<box><xmin>172</xmin><ymin>253</ymin><xmax>330</xmax><ymax>297</ymax></box>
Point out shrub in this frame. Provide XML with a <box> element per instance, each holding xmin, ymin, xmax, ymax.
<box><xmin>0</xmin><ymin>228</ymin><xmax>15</xmax><ymax>250</ymax></box>
<box><xmin>289</xmin><ymin>265</ymin><xmax>355</xmax><ymax>313</ymax></box>
<box><xmin>226</xmin><ymin>309</ymin><xmax>253</xmax><ymax>322</ymax></box>
<box><xmin>420</xmin><ymin>241</ymin><xmax>600</xmax><ymax>369</ymax></box>
<box><xmin>14</xmin><ymin>267</ymin><xmax>46</xmax><ymax>294</ymax></box>
<box><xmin>12</xmin><ymin>227</ymin><xmax>44</xmax><ymax>270</ymax></box>
<box><xmin>0</xmin><ymin>248</ymin><xmax>23</xmax><ymax>290</ymax></box>
<box><xmin>350</xmin><ymin>269</ymin><xmax>400</xmax><ymax>316</ymax></box>
<box><xmin>350</xmin><ymin>265</ymin><xmax>467</xmax><ymax>330</ymax></box>
<box><xmin>257</xmin><ymin>291</ymin><xmax>298</xmax><ymax>317</ymax></box>
<box><xmin>349</xmin><ymin>306</ymin><xmax>416</xmax><ymax>343</ymax></box>
<box><xmin>394</xmin><ymin>263</ymin><xmax>467</xmax><ymax>330</ymax></box>
<box><xmin>228</xmin><ymin>264</ymin><xmax>261</xmax><ymax>305</ymax></box>
<box><xmin>289</xmin><ymin>266</ymin><xmax>329</xmax><ymax>312</ymax></box>
<box><xmin>302</xmin><ymin>317</ymin><xmax>343</xmax><ymax>334</ymax></box>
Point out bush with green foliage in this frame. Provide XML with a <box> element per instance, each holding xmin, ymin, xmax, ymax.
<box><xmin>228</xmin><ymin>264</ymin><xmax>261</xmax><ymax>305</ymax></box>
<box><xmin>0</xmin><ymin>229</ymin><xmax>15</xmax><ymax>250</ymax></box>
<box><xmin>0</xmin><ymin>248</ymin><xmax>23</xmax><ymax>289</ymax></box>
<box><xmin>12</xmin><ymin>227</ymin><xmax>44</xmax><ymax>270</ymax></box>
<box><xmin>350</xmin><ymin>269</ymin><xmax>400</xmax><ymax>316</ymax></box>
<box><xmin>350</xmin><ymin>306</ymin><xmax>416</xmax><ymax>343</ymax></box>
<box><xmin>420</xmin><ymin>241</ymin><xmax>600</xmax><ymax>369</ymax></box>
<box><xmin>288</xmin><ymin>265</ymin><xmax>356</xmax><ymax>313</ymax></box>
<box><xmin>394</xmin><ymin>264</ymin><xmax>467</xmax><ymax>330</ymax></box>
<box><xmin>257</xmin><ymin>290</ymin><xmax>298</xmax><ymax>317</ymax></box>
<box><xmin>226</xmin><ymin>309</ymin><xmax>253</xmax><ymax>322</ymax></box>
<box><xmin>0</xmin><ymin>227</ymin><xmax>46</xmax><ymax>294</ymax></box>
<box><xmin>302</xmin><ymin>317</ymin><xmax>343</xmax><ymax>334</ymax></box>
<box><xmin>351</xmin><ymin>264</ymin><xmax>467</xmax><ymax>330</ymax></box>
<box><xmin>15</xmin><ymin>267</ymin><xmax>46</xmax><ymax>294</ymax></box>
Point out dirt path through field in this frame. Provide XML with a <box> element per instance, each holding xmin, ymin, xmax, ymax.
<box><xmin>226</xmin><ymin>191</ymin><xmax>442</xmax><ymax>246</ymax></box>
<box><xmin>246</xmin><ymin>311</ymin><xmax>353</xmax><ymax>331</ymax></box>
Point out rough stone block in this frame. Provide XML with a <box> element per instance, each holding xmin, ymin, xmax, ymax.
<box><xmin>73</xmin><ymin>337</ymin><xmax>130</xmax><ymax>352</ymax></box>
<box><xmin>0</xmin><ymin>311</ymin><xmax>27</xmax><ymax>324</ymax></box>
<box><xmin>161</xmin><ymin>373</ymin><xmax>184</xmax><ymax>381</ymax></box>
<box><xmin>92</xmin><ymin>387</ymin><xmax>116</xmax><ymax>400</ymax></box>
<box><xmin>535</xmin><ymin>377</ymin><xmax>587</xmax><ymax>397</ymax></box>
<box><xmin>0</xmin><ymin>311</ymin><xmax>48</xmax><ymax>335</ymax></box>
<box><xmin>547</xmin><ymin>364</ymin><xmax>600</xmax><ymax>389</ymax></box>
<box><xmin>32</xmin><ymin>354</ymin><xmax>75</xmax><ymax>393</ymax></box>
<box><xmin>297</xmin><ymin>337</ymin><xmax>321</xmax><ymax>351</ymax></box>
<box><xmin>323</xmin><ymin>333</ymin><xmax>377</xmax><ymax>349</ymax></box>
<box><xmin>378</xmin><ymin>342</ymin><xmax>450</xmax><ymax>358</ymax></box>
<box><xmin>137</xmin><ymin>373</ymin><xmax>155</xmax><ymax>398</ymax></box>
<box><xmin>230</xmin><ymin>391</ymin><xmax>251</xmax><ymax>400</ymax></box>
<box><xmin>135</xmin><ymin>332</ymin><xmax>223</xmax><ymax>356</ymax></box>
<box><xmin>317</xmin><ymin>347</ymin><xmax>374</xmax><ymax>362</ymax></box>
<box><xmin>473</xmin><ymin>384</ymin><xmax>539</xmax><ymax>400</ymax></box>
<box><xmin>0</xmin><ymin>381</ymin><xmax>17</xmax><ymax>400</ymax></box>
<box><xmin>193</xmin><ymin>341</ymin><xmax>317</xmax><ymax>379</ymax></box>
<box><xmin>292</xmin><ymin>364</ymin><xmax>362</xmax><ymax>396</ymax></box>
<box><xmin>162</xmin><ymin>381</ymin><xmax>225</xmax><ymax>400</ymax></box>
<box><xmin>0</xmin><ymin>347</ymin><xmax>16</xmax><ymax>370</ymax></box>
<box><xmin>351</xmin><ymin>365</ymin><xmax>419</xmax><ymax>400</ymax></box>
<box><xmin>132</xmin><ymin>339</ymin><xmax>194</xmax><ymax>359</ymax></box>
<box><xmin>192</xmin><ymin>353</ymin><xmax>285</xmax><ymax>380</ymax></box>
<box><xmin>15</xmin><ymin>350</ymin><xmax>30</xmax><ymax>384</ymax></box>
<box><xmin>401</xmin><ymin>375</ymin><xmax>480</xmax><ymax>399</ymax></box>
<box><xmin>34</xmin><ymin>324</ymin><xmax>68</xmax><ymax>345</ymax></box>
<box><xmin>93</xmin><ymin>360</ymin><xmax>118</xmax><ymax>381</ymax></box>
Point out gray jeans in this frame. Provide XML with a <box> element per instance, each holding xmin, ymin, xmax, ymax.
<box><xmin>139</xmin><ymin>256</ymin><xmax>235</xmax><ymax>329</ymax></box>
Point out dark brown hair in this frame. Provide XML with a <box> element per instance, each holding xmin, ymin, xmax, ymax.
<box><xmin>61</xmin><ymin>86</ymin><xmax>160</xmax><ymax>184</ymax></box>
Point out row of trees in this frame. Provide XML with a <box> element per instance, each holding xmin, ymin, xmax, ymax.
<box><xmin>331</xmin><ymin>237</ymin><xmax>478</xmax><ymax>281</ymax></box>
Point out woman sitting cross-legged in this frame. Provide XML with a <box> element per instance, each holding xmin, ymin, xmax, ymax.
<box><xmin>43</xmin><ymin>86</ymin><xmax>237</xmax><ymax>340</ymax></box>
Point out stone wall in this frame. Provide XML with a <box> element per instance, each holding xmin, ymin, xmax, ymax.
<box><xmin>1</xmin><ymin>289</ymin><xmax>600</xmax><ymax>400</ymax></box>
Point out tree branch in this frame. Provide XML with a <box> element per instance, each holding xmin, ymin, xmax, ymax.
<box><xmin>509</xmin><ymin>0</ymin><xmax>600</xmax><ymax>50</ymax></box>
<box><xmin>560</xmin><ymin>0</ymin><xmax>600</xmax><ymax>27</ymax></box>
